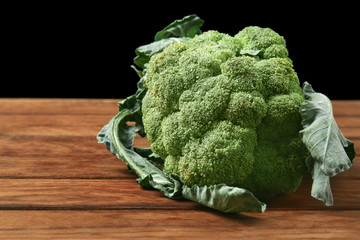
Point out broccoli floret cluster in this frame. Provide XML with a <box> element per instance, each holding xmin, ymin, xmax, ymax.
<box><xmin>141</xmin><ymin>26</ymin><xmax>308</xmax><ymax>200</ymax></box>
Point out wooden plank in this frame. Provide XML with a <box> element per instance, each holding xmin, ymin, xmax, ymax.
<box><xmin>0</xmin><ymin>133</ymin><xmax>358</xmax><ymax>178</ymax></box>
<box><xmin>335</xmin><ymin>116</ymin><xmax>360</xmax><ymax>128</ymax></box>
<box><xmin>0</xmin><ymin>179</ymin><xmax>197</xmax><ymax>210</ymax></box>
<box><xmin>0</xmin><ymin>210</ymin><xmax>358</xmax><ymax>239</ymax></box>
<box><xmin>0</xmin><ymin>125</ymin><xmax>358</xmax><ymax>179</ymax></box>
<box><xmin>332</xmin><ymin>100</ymin><xmax>360</xmax><ymax>116</ymax></box>
<box><xmin>0</xmin><ymin>155</ymin><xmax>131</xmax><ymax>179</ymax></box>
<box><xmin>0</xmin><ymin>135</ymin><xmax>104</xmax><ymax>157</ymax></box>
<box><xmin>0</xmin><ymin>135</ymin><xmax>150</xmax><ymax>157</ymax></box>
<box><xmin>0</xmin><ymin>177</ymin><xmax>358</xmax><ymax>211</ymax></box>
<box><xmin>0</xmin><ymin>115</ymin><xmax>113</xmax><ymax>137</ymax></box>
<box><xmin>0</xmin><ymin>144</ymin><xmax>358</xmax><ymax>181</ymax></box>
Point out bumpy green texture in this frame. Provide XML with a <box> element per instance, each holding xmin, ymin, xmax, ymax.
<box><xmin>141</xmin><ymin>26</ymin><xmax>308</xmax><ymax>200</ymax></box>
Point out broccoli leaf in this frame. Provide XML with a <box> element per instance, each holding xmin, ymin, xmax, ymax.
<box><xmin>134</xmin><ymin>37</ymin><xmax>190</xmax><ymax>69</ymax></box>
<box><xmin>182</xmin><ymin>184</ymin><xmax>266</xmax><ymax>213</ymax></box>
<box><xmin>305</xmin><ymin>157</ymin><xmax>334</xmax><ymax>206</ymax></box>
<box><xmin>134</xmin><ymin>14</ymin><xmax>204</xmax><ymax>70</ymax></box>
<box><xmin>154</xmin><ymin>14</ymin><xmax>204</xmax><ymax>41</ymax></box>
<box><xmin>299</xmin><ymin>82</ymin><xmax>356</xmax><ymax>206</ymax></box>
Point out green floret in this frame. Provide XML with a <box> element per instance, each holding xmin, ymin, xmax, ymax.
<box><xmin>224</xmin><ymin>91</ymin><xmax>267</xmax><ymax>128</ymax></box>
<box><xmin>235</xmin><ymin>26</ymin><xmax>287</xmax><ymax>59</ymax></box>
<box><xmin>249</xmin><ymin>136</ymin><xmax>307</xmax><ymax>200</ymax></box>
<box><xmin>178</xmin><ymin>121</ymin><xmax>257</xmax><ymax>186</ymax></box>
<box><xmin>255</xmin><ymin>58</ymin><xmax>299</xmax><ymax>98</ymax></box>
<box><xmin>142</xmin><ymin>27</ymin><xmax>308</xmax><ymax>200</ymax></box>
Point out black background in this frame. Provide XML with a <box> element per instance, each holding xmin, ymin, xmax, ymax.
<box><xmin>3</xmin><ymin>3</ymin><xmax>358</xmax><ymax>99</ymax></box>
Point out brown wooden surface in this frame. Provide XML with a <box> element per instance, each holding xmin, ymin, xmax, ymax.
<box><xmin>0</xmin><ymin>98</ymin><xmax>359</xmax><ymax>239</ymax></box>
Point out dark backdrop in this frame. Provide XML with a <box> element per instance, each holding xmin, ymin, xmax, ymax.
<box><xmin>3</xmin><ymin>3</ymin><xmax>358</xmax><ymax>99</ymax></box>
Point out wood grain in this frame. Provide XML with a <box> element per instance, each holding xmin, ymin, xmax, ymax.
<box><xmin>0</xmin><ymin>177</ymin><xmax>358</xmax><ymax>211</ymax></box>
<box><xmin>0</xmin><ymin>210</ymin><xmax>358</xmax><ymax>239</ymax></box>
<box><xmin>0</xmin><ymin>179</ymin><xmax>195</xmax><ymax>210</ymax></box>
<box><xmin>0</xmin><ymin>98</ymin><xmax>359</xmax><ymax>239</ymax></box>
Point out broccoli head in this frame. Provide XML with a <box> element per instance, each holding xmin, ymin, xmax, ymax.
<box><xmin>141</xmin><ymin>26</ymin><xmax>308</xmax><ymax>200</ymax></box>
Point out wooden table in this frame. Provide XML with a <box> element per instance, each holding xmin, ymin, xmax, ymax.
<box><xmin>0</xmin><ymin>98</ymin><xmax>359</xmax><ymax>239</ymax></box>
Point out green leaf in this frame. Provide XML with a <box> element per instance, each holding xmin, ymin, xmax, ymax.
<box><xmin>182</xmin><ymin>184</ymin><xmax>266</xmax><ymax>213</ymax></box>
<box><xmin>300</xmin><ymin>82</ymin><xmax>355</xmax><ymax>176</ymax></box>
<box><xmin>97</xmin><ymin>94</ymin><xmax>183</xmax><ymax>199</ymax></box>
<box><xmin>133</xmin><ymin>14</ymin><xmax>204</xmax><ymax>70</ymax></box>
<box><xmin>134</xmin><ymin>37</ymin><xmax>190</xmax><ymax>69</ymax></box>
<box><xmin>154</xmin><ymin>14</ymin><xmax>204</xmax><ymax>41</ymax></box>
<box><xmin>134</xmin><ymin>147</ymin><xmax>164</xmax><ymax>168</ymax></box>
<box><xmin>299</xmin><ymin>82</ymin><xmax>356</xmax><ymax>206</ymax></box>
<box><xmin>305</xmin><ymin>157</ymin><xmax>334</xmax><ymax>206</ymax></box>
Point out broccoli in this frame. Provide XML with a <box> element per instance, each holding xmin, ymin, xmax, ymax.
<box><xmin>141</xmin><ymin>27</ymin><xmax>308</xmax><ymax>200</ymax></box>
<box><xmin>98</xmin><ymin>15</ymin><xmax>355</xmax><ymax>212</ymax></box>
